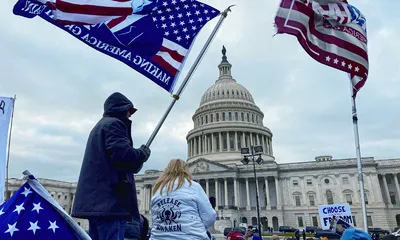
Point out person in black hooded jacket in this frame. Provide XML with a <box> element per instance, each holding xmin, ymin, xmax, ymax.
<box><xmin>72</xmin><ymin>92</ymin><xmax>151</xmax><ymax>240</ymax></box>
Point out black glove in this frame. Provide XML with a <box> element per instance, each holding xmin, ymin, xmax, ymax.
<box><xmin>139</xmin><ymin>144</ymin><xmax>151</xmax><ymax>162</ymax></box>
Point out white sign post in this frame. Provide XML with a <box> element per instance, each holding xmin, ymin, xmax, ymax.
<box><xmin>318</xmin><ymin>203</ymin><xmax>353</xmax><ymax>230</ymax></box>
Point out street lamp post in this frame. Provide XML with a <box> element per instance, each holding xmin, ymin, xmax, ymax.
<box><xmin>241</xmin><ymin>145</ymin><xmax>264</xmax><ymax>237</ymax></box>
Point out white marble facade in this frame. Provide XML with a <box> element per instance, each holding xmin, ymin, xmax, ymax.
<box><xmin>136</xmin><ymin>48</ymin><xmax>400</xmax><ymax>232</ymax></box>
<box><xmin>137</xmin><ymin>157</ymin><xmax>400</xmax><ymax>232</ymax></box>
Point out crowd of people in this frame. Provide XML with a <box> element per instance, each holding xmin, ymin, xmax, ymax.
<box><xmin>226</xmin><ymin>227</ymin><xmax>262</xmax><ymax>240</ymax></box>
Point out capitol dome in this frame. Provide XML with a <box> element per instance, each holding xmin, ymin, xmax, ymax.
<box><xmin>200</xmin><ymin>52</ymin><xmax>255</xmax><ymax>105</ymax></box>
<box><xmin>200</xmin><ymin>79</ymin><xmax>255</xmax><ymax>105</ymax></box>
<box><xmin>186</xmin><ymin>46</ymin><xmax>274</xmax><ymax>165</ymax></box>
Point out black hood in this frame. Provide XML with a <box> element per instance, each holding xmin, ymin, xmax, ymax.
<box><xmin>103</xmin><ymin>92</ymin><xmax>134</xmax><ymax>118</ymax></box>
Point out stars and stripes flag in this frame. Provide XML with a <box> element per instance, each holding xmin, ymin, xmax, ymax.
<box><xmin>0</xmin><ymin>173</ymin><xmax>90</xmax><ymax>240</ymax></box>
<box><xmin>13</xmin><ymin>0</ymin><xmax>220</xmax><ymax>92</ymax></box>
<box><xmin>274</xmin><ymin>0</ymin><xmax>368</xmax><ymax>97</ymax></box>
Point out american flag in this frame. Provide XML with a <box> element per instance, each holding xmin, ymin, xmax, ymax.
<box><xmin>274</xmin><ymin>0</ymin><xmax>368</xmax><ymax>97</ymax></box>
<box><xmin>150</xmin><ymin>1</ymin><xmax>219</xmax><ymax>76</ymax></box>
<box><xmin>46</xmin><ymin>0</ymin><xmax>220</xmax><ymax>78</ymax></box>
<box><xmin>0</xmin><ymin>175</ymin><xmax>90</xmax><ymax>240</ymax></box>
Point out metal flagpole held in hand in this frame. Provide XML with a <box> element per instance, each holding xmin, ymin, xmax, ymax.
<box><xmin>146</xmin><ymin>5</ymin><xmax>235</xmax><ymax>147</ymax></box>
<box><xmin>5</xmin><ymin>95</ymin><xmax>16</xmax><ymax>201</ymax></box>
<box><xmin>349</xmin><ymin>83</ymin><xmax>368</xmax><ymax>232</ymax></box>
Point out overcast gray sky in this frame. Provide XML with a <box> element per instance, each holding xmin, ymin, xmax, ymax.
<box><xmin>1</xmin><ymin>0</ymin><xmax>399</xmax><ymax>182</ymax></box>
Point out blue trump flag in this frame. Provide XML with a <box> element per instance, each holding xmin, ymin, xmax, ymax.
<box><xmin>12</xmin><ymin>0</ymin><xmax>220</xmax><ymax>93</ymax></box>
<box><xmin>0</xmin><ymin>173</ymin><xmax>90</xmax><ymax>239</ymax></box>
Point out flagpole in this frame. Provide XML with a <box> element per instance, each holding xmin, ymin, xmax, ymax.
<box><xmin>146</xmin><ymin>5</ymin><xmax>235</xmax><ymax>147</ymax></box>
<box><xmin>5</xmin><ymin>95</ymin><xmax>16</xmax><ymax>201</ymax></box>
<box><xmin>349</xmin><ymin>84</ymin><xmax>368</xmax><ymax>232</ymax></box>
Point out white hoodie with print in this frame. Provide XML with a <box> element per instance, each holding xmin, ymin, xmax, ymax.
<box><xmin>149</xmin><ymin>179</ymin><xmax>216</xmax><ymax>240</ymax></box>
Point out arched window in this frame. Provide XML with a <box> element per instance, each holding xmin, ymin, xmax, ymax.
<box><xmin>201</xmin><ymin>116</ymin><xmax>204</xmax><ymax>125</ymax></box>
<box><xmin>308</xmin><ymin>193</ymin><xmax>316</xmax><ymax>206</ymax></box>
<box><xmin>343</xmin><ymin>190</ymin><xmax>353</xmax><ymax>205</ymax></box>
<box><xmin>222</xmin><ymin>112</ymin><xmax>226</xmax><ymax>121</ymax></box>
<box><xmin>294</xmin><ymin>194</ymin><xmax>301</xmax><ymax>207</ymax></box>
<box><xmin>252</xmin><ymin>114</ymin><xmax>254</xmax><ymax>123</ymax></box>
<box><xmin>235</xmin><ymin>112</ymin><xmax>238</xmax><ymax>121</ymax></box>
<box><xmin>210</xmin><ymin>114</ymin><xmax>213</xmax><ymax>123</ymax></box>
<box><xmin>229</xmin><ymin>132</ymin><xmax>235</xmax><ymax>150</ymax></box>
<box><xmin>228</xmin><ymin>112</ymin><xmax>232</xmax><ymax>120</ymax></box>
<box><xmin>241</xmin><ymin>112</ymin><xmax>244</xmax><ymax>121</ymax></box>
<box><xmin>205</xmin><ymin>115</ymin><xmax>208</xmax><ymax>124</ymax></box>
<box><xmin>326</xmin><ymin>190</ymin><xmax>334</xmax><ymax>204</ymax></box>
<box><xmin>222</xmin><ymin>132</ymin><xmax>227</xmax><ymax>150</ymax></box>
<box><xmin>247</xmin><ymin>113</ymin><xmax>250</xmax><ymax>122</ymax></box>
<box><xmin>216</xmin><ymin>113</ymin><xmax>219</xmax><ymax>122</ymax></box>
<box><xmin>252</xmin><ymin>217</ymin><xmax>257</xmax><ymax>226</ymax></box>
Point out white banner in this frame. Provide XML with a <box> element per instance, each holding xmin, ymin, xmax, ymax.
<box><xmin>318</xmin><ymin>203</ymin><xmax>353</xmax><ymax>230</ymax></box>
<box><xmin>0</xmin><ymin>96</ymin><xmax>14</xmax><ymax>203</ymax></box>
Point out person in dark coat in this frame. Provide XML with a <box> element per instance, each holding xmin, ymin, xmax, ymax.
<box><xmin>72</xmin><ymin>92</ymin><xmax>151</xmax><ymax>240</ymax></box>
<box><xmin>302</xmin><ymin>229</ymin><xmax>306</xmax><ymax>240</ymax></box>
<box><xmin>295</xmin><ymin>230</ymin><xmax>300</xmax><ymax>240</ymax></box>
<box><xmin>372</xmin><ymin>232</ymin><xmax>380</xmax><ymax>240</ymax></box>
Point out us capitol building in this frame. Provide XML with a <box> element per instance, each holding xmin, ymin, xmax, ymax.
<box><xmin>6</xmin><ymin>47</ymin><xmax>400</xmax><ymax>232</ymax></box>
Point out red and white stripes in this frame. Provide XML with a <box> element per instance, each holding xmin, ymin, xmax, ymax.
<box><xmin>274</xmin><ymin>0</ymin><xmax>368</xmax><ymax>96</ymax></box>
<box><xmin>152</xmin><ymin>38</ymin><xmax>188</xmax><ymax>76</ymax></box>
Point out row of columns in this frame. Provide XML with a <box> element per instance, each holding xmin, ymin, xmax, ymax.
<box><xmin>203</xmin><ymin>176</ymin><xmax>280</xmax><ymax>209</ymax></box>
<box><xmin>188</xmin><ymin>131</ymin><xmax>272</xmax><ymax>157</ymax></box>
<box><xmin>195</xmin><ymin>112</ymin><xmax>261</xmax><ymax>128</ymax></box>
<box><xmin>141</xmin><ymin>185</ymin><xmax>152</xmax><ymax>212</ymax></box>
<box><xmin>140</xmin><ymin>177</ymin><xmax>281</xmax><ymax>211</ymax></box>
<box><xmin>381</xmin><ymin>173</ymin><xmax>400</xmax><ymax>205</ymax></box>
<box><xmin>140</xmin><ymin>173</ymin><xmax>400</xmax><ymax>211</ymax></box>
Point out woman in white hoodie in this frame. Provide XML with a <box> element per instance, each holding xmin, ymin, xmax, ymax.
<box><xmin>149</xmin><ymin>159</ymin><xmax>216</xmax><ymax>240</ymax></box>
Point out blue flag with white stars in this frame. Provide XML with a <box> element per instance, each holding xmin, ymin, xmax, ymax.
<box><xmin>0</xmin><ymin>175</ymin><xmax>90</xmax><ymax>239</ymax></box>
<box><xmin>12</xmin><ymin>0</ymin><xmax>220</xmax><ymax>93</ymax></box>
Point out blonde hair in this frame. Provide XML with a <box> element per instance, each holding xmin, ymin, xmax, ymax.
<box><xmin>152</xmin><ymin>159</ymin><xmax>192</xmax><ymax>196</ymax></box>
